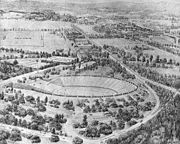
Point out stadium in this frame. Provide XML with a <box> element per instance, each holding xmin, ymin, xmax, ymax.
<box><xmin>43</xmin><ymin>75</ymin><xmax>138</xmax><ymax>98</ymax></box>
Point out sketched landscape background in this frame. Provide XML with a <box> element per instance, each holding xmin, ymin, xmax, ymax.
<box><xmin>1</xmin><ymin>0</ymin><xmax>180</xmax><ymax>144</ymax></box>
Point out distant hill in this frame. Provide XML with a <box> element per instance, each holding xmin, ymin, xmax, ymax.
<box><xmin>0</xmin><ymin>0</ymin><xmax>63</xmax><ymax>12</ymax></box>
<box><xmin>0</xmin><ymin>0</ymin><xmax>180</xmax><ymax>16</ymax></box>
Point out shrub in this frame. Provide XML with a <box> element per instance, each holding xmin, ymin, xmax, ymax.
<box><xmin>9</xmin><ymin>129</ymin><xmax>22</xmax><ymax>141</ymax></box>
<box><xmin>0</xmin><ymin>140</ymin><xmax>7</xmax><ymax>144</ymax></box>
<box><xmin>30</xmin><ymin>135</ymin><xmax>41</xmax><ymax>143</ymax></box>
<box><xmin>72</xmin><ymin>137</ymin><xmax>83</xmax><ymax>144</ymax></box>
<box><xmin>49</xmin><ymin>135</ymin><xmax>59</xmax><ymax>142</ymax></box>
<box><xmin>0</xmin><ymin>130</ymin><xmax>10</xmax><ymax>140</ymax></box>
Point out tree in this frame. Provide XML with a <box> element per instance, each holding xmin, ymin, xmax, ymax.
<box><xmin>0</xmin><ymin>92</ymin><xmax>4</xmax><ymax>100</ymax></box>
<box><xmin>9</xmin><ymin>129</ymin><xmax>22</xmax><ymax>142</ymax></box>
<box><xmin>82</xmin><ymin>115</ymin><xmax>88</xmax><ymax>127</ymax></box>
<box><xmin>13</xmin><ymin>118</ymin><xmax>18</xmax><ymax>126</ymax></box>
<box><xmin>17</xmin><ymin>107</ymin><xmax>27</xmax><ymax>117</ymax></box>
<box><xmin>36</xmin><ymin>97</ymin><xmax>40</xmax><ymax>104</ymax></box>
<box><xmin>83</xmin><ymin>126</ymin><xmax>100</xmax><ymax>137</ymax></box>
<box><xmin>37</xmin><ymin>104</ymin><xmax>46</xmax><ymax>112</ymax></box>
<box><xmin>83</xmin><ymin>106</ymin><xmax>91</xmax><ymax>113</ymax></box>
<box><xmin>72</xmin><ymin>137</ymin><xmax>83</xmax><ymax>144</ymax></box>
<box><xmin>50</xmin><ymin>135</ymin><xmax>59</xmax><ymax>142</ymax></box>
<box><xmin>99</xmin><ymin>123</ymin><xmax>112</xmax><ymax>135</ymax></box>
<box><xmin>91</xmin><ymin>120</ymin><xmax>99</xmax><ymax>126</ymax></box>
<box><xmin>155</xmin><ymin>55</ymin><xmax>160</xmax><ymax>63</ymax></box>
<box><xmin>25</xmin><ymin>96</ymin><xmax>35</xmax><ymax>103</ymax></box>
<box><xmin>27</xmin><ymin>108</ymin><xmax>35</xmax><ymax>116</ymax></box>
<box><xmin>79</xmin><ymin>62</ymin><xmax>81</xmax><ymax>69</ymax></box>
<box><xmin>146</xmin><ymin>60</ymin><xmax>149</xmax><ymax>67</ymax></box>
<box><xmin>53</xmin><ymin>114</ymin><xmax>58</xmax><ymax>122</ymax></box>
<box><xmin>0</xmin><ymin>140</ymin><xmax>7</xmax><ymax>144</ymax></box>
<box><xmin>30</xmin><ymin>135</ymin><xmax>41</xmax><ymax>143</ymax></box>
<box><xmin>150</xmin><ymin>55</ymin><xmax>153</xmax><ymax>62</ymax></box>
<box><xmin>13</xmin><ymin>59</ymin><xmax>18</xmax><ymax>65</ymax></box>
<box><xmin>0</xmin><ymin>130</ymin><xmax>10</xmax><ymax>140</ymax></box>
<box><xmin>118</xmin><ymin>120</ymin><xmax>125</xmax><ymax>130</ymax></box>
<box><xmin>168</xmin><ymin>59</ymin><xmax>173</xmax><ymax>65</ymax></box>
<box><xmin>31</xmin><ymin>122</ymin><xmax>38</xmax><ymax>130</ymax></box>
<box><xmin>163</xmin><ymin>58</ymin><xmax>167</xmax><ymax>64</ymax></box>
<box><xmin>142</xmin><ymin>56</ymin><xmax>146</xmax><ymax>63</ymax></box>
<box><xmin>19</xmin><ymin>95</ymin><xmax>25</xmax><ymax>104</ymax></box>
<box><xmin>56</xmin><ymin>123</ymin><xmax>62</xmax><ymax>131</ymax></box>
<box><xmin>18</xmin><ymin>119</ymin><xmax>22</xmax><ymax>127</ymax></box>
<box><xmin>21</xmin><ymin>120</ymin><xmax>27</xmax><ymax>128</ymax></box>
<box><xmin>15</xmin><ymin>93</ymin><xmax>18</xmax><ymax>100</ymax></box>
<box><xmin>45</xmin><ymin>96</ymin><xmax>48</xmax><ymax>104</ymax></box>
<box><xmin>51</xmin><ymin>128</ymin><xmax>56</xmax><ymax>134</ymax></box>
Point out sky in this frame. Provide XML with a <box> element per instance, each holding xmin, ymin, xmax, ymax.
<box><xmin>37</xmin><ymin>0</ymin><xmax>177</xmax><ymax>3</ymax></box>
<box><xmin>40</xmin><ymin>0</ymin><xmax>179</xmax><ymax>3</ymax></box>
<box><xmin>6</xmin><ymin>0</ymin><xmax>180</xmax><ymax>3</ymax></box>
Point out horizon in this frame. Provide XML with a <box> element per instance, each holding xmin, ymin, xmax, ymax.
<box><xmin>4</xmin><ymin>0</ymin><xmax>180</xmax><ymax>4</ymax></box>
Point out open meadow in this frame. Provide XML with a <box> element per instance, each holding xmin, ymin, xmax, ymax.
<box><xmin>93</xmin><ymin>38</ymin><xmax>142</xmax><ymax>49</ymax></box>
<box><xmin>0</xmin><ymin>31</ymin><xmax>69</xmax><ymax>53</ymax></box>
<box><xmin>75</xmin><ymin>24</ymin><xmax>99</xmax><ymax>35</ymax></box>
<box><xmin>0</xmin><ymin>19</ymin><xmax>71</xmax><ymax>52</ymax></box>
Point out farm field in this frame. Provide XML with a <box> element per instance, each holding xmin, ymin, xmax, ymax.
<box><xmin>79</xmin><ymin>66</ymin><xmax>113</xmax><ymax>76</ymax></box>
<box><xmin>0</xmin><ymin>31</ymin><xmax>69</xmax><ymax>53</ymax></box>
<box><xmin>151</xmin><ymin>67</ymin><xmax>180</xmax><ymax>76</ymax></box>
<box><xmin>0</xmin><ymin>19</ymin><xmax>72</xmax><ymax>52</ymax></box>
<box><xmin>0</xmin><ymin>19</ymin><xmax>71</xmax><ymax>30</ymax></box>
<box><xmin>93</xmin><ymin>38</ymin><xmax>142</xmax><ymax>49</ymax></box>
<box><xmin>141</xmin><ymin>36</ymin><xmax>174</xmax><ymax>45</ymax></box>
<box><xmin>0</xmin><ymin>12</ymin><xmax>24</xmax><ymax>19</ymax></box>
<box><xmin>143</xmin><ymin>47</ymin><xmax>180</xmax><ymax>63</ymax></box>
<box><xmin>0</xmin><ymin>31</ymin><xmax>44</xmax><ymax>47</ymax></box>
<box><xmin>43</xmin><ymin>32</ymin><xmax>69</xmax><ymax>53</ymax></box>
<box><xmin>75</xmin><ymin>24</ymin><xmax>98</xmax><ymax>34</ymax></box>
<box><xmin>150</xmin><ymin>36</ymin><xmax>174</xmax><ymax>45</ymax></box>
<box><xmin>46</xmin><ymin>56</ymin><xmax>76</xmax><ymax>63</ymax></box>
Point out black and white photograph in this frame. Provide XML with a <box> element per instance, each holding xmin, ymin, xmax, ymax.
<box><xmin>0</xmin><ymin>0</ymin><xmax>180</xmax><ymax>144</ymax></box>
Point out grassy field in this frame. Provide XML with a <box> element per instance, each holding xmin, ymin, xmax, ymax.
<box><xmin>0</xmin><ymin>31</ymin><xmax>43</xmax><ymax>47</ymax></box>
<box><xmin>150</xmin><ymin>36</ymin><xmax>174</xmax><ymax>45</ymax></box>
<box><xmin>5</xmin><ymin>58</ymin><xmax>48</xmax><ymax>69</ymax></box>
<box><xmin>79</xmin><ymin>66</ymin><xmax>113</xmax><ymax>76</ymax></box>
<box><xmin>0</xmin><ymin>19</ymin><xmax>71</xmax><ymax>30</ymax></box>
<box><xmin>75</xmin><ymin>24</ymin><xmax>98</xmax><ymax>34</ymax></box>
<box><xmin>152</xmin><ymin>67</ymin><xmax>180</xmax><ymax>76</ymax></box>
<box><xmin>0</xmin><ymin>31</ymin><xmax>69</xmax><ymax>53</ymax></box>
<box><xmin>0</xmin><ymin>19</ymin><xmax>71</xmax><ymax>52</ymax></box>
<box><xmin>143</xmin><ymin>47</ymin><xmax>180</xmax><ymax>63</ymax></box>
<box><xmin>93</xmin><ymin>38</ymin><xmax>142</xmax><ymax>49</ymax></box>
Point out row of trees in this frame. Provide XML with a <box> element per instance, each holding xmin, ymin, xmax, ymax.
<box><xmin>125</xmin><ymin>62</ymin><xmax>175</xmax><ymax>87</ymax></box>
